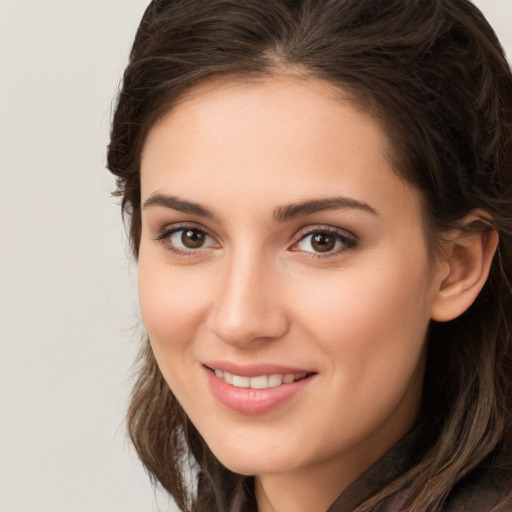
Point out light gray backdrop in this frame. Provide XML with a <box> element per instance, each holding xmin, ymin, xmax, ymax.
<box><xmin>1</xmin><ymin>1</ymin><xmax>511</xmax><ymax>511</ymax></box>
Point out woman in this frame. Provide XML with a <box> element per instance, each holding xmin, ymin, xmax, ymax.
<box><xmin>107</xmin><ymin>0</ymin><xmax>512</xmax><ymax>510</ymax></box>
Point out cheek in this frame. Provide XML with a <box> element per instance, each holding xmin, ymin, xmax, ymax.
<box><xmin>290</xmin><ymin>262</ymin><xmax>430</xmax><ymax>441</ymax></box>
<box><xmin>137</xmin><ymin>256</ymin><xmax>209</xmax><ymax>352</ymax></box>
<box><xmin>137</xmin><ymin>256</ymin><xmax>215</xmax><ymax>409</ymax></box>
<box><xmin>291</xmin><ymin>253</ymin><xmax>431</xmax><ymax>369</ymax></box>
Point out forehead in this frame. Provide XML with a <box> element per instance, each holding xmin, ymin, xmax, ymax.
<box><xmin>140</xmin><ymin>76</ymin><xmax>422</xmax><ymax>227</ymax></box>
<box><xmin>141</xmin><ymin>75</ymin><xmax>375</xmax><ymax>161</ymax></box>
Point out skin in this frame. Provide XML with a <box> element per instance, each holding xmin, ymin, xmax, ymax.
<box><xmin>138</xmin><ymin>77</ymin><xmax>452</xmax><ymax>512</ymax></box>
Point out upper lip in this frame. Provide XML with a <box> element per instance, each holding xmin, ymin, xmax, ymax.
<box><xmin>203</xmin><ymin>361</ymin><xmax>316</xmax><ymax>377</ymax></box>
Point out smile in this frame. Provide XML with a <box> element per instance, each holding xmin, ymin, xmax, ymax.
<box><xmin>212</xmin><ymin>368</ymin><xmax>308</xmax><ymax>389</ymax></box>
<box><xmin>204</xmin><ymin>364</ymin><xmax>316</xmax><ymax>414</ymax></box>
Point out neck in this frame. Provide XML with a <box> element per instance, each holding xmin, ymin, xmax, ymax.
<box><xmin>254</xmin><ymin>450</ymin><xmax>369</xmax><ymax>512</ymax></box>
<box><xmin>254</xmin><ymin>418</ymin><xmax>419</xmax><ymax>512</ymax></box>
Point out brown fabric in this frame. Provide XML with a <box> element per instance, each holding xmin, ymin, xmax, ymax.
<box><xmin>325</xmin><ymin>425</ymin><xmax>511</xmax><ymax>512</ymax></box>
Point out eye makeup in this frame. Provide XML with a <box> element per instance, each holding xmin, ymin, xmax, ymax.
<box><xmin>154</xmin><ymin>221</ymin><xmax>358</xmax><ymax>261</ymax></box>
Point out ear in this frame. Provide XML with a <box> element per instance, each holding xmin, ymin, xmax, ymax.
<box><xmin>430</xmin><ymin>214</ymin><xmax>498</xmax><ymax>322</ymax></box>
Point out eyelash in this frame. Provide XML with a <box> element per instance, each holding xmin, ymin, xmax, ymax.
<box><xmin>291</xmin><ymin>226</ymin><xmax>358</xmax><ymax>259</ymax></box>
<box><xmin>155</xmin><ymin>223</ymin><xmax>218</xmax><ymax>257</ymax></box>
<box><xmin>154</xmin><ymin>224</ymin><xmax>358</xmax><ymax>259</ymax></box>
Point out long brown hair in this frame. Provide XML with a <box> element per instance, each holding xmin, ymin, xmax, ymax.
<box><xmin>107</xmin><ymin>0</ymin><xmax>512</xmax><ymax>510</ymax></box>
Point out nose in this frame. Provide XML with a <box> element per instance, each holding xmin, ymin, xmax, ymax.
<box><xmin>206</xmin><ymin>250</ymin><xmax>289</xmax><ymax>347</ymax></box>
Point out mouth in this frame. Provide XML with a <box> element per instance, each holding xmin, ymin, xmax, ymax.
<box><xmin>207</xmin><ymin>367</ymin><xmax>310</xmax><ymax>389</ymax></box>
<box><xmin>203</xmin><ymin>363</ymin><xmax>316</xmax><ymax>415</ymax></box>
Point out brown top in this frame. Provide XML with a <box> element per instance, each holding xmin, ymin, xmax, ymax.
<box><xmin>325</xmin><ymin>425</ymin><xmax>512</xmax><ymax>512</ymax></box>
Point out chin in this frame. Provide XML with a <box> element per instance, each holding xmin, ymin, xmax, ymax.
<box><xmin>214</xmin><ymin>455</ymin><xmax>285</xmax><ymax>477</ymax></box>
<box><xmin>203</xmin><ymin>435</ymin><xmax>300</xmax><ymax>477</ymax></box>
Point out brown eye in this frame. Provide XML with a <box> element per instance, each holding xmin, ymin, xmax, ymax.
<box><xmin>182</xmin><ymin>229</ymin><xmax>206</xmax><ymax>248</ymax></box>
<box><xmin>164</xmin><ymin>227</ymin><xmax>216</xmax><ymax>252</ymax></box>
<box><xmin>310</xmin><ymin>233</ymin><xmax>336</xmax><ymax>252</ymax></box>
<box><xmin>296</xmin><ymin>229</ymin><xmax>355</xmax><ymax>255</ymax></box>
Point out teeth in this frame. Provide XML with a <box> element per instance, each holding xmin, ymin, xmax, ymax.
<box><xmin>213</xmin><ymin>369</ymin><xmax>308</xmax><ymax>389</ymax></box>
<box><xmin>249</xmin><ymin>375</ymin><xmax>268</xmax><ymax>389</ymax></box>
<box><xmin>268</xmin><ymin>374</ymin><xmax>283</xmax><ymax>387</ymax></box>
<box><xmin>232</xmin><ymin>374</ymin><xmax>250</xmax><ymax>388</ymax></box>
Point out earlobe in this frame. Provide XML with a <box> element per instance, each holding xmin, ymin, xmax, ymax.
<box><xmin>430</xmin><ymin>220</ymin><xmax>498</xmax><ymax>323</ymax></box>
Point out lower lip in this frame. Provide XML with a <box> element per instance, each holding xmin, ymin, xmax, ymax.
<box><xmin>204</xmin><ymin>367</ymin><xmax>315</xmax><ymax>415</ymax></box>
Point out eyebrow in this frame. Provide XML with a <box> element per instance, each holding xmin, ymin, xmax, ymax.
<box><xmin>143</xmin><ymin>193</ymin><xmax>219</xmax><ymax>221</ymax></box>
<box><xmin>143</xmin><ymin>192</ymin><xmax>378</xmax><ymax>222</ymax></box>
<box><xmin>273</xmin><ymin>196</ymin><xmax>379</xmax><ymax>222</ymax></box>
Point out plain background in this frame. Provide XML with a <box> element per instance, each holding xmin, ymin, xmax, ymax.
<box><xmin>0</xmin><ymin>1</ymin><xmax>510</xmax><ymax>511</ymax></box>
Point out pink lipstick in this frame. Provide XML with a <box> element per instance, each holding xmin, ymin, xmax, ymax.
<box><xmin>203</xmin><ymin>362</ymin><xmax>316</xmax><ymax>415</ymax></box>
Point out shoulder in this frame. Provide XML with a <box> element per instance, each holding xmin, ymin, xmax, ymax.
<box><xmin>443</xmin><ymin>465</ymin><xmax>512</xmax><ymax>511</ymax></box>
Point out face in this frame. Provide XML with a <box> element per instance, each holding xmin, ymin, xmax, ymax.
<box><xmin>138</xmin><ymin>77</ymin><xmax>444</xmax><ymax>496</ymax></box>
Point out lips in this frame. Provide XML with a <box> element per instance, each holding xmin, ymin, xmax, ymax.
<box><xmin>203</xmin><ymin>362</ymin><xmax>316</xmax><ymax>415</ymax></box>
